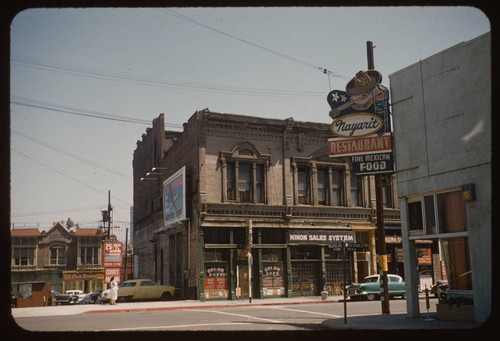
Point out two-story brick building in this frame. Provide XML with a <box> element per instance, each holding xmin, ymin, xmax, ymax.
<box><xmin>133</xmin><ymin>111</ymin><xmax>401</xmax><ymax>301</ymax></box>
<box><xmin>11</xmin><ymin>222</ymin><xmax>106</xmax><ymax>293</ymax></box>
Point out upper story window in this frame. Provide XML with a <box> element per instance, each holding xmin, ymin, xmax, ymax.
<box><xmin>350</xmin><ymin>173</ymin><xmax>363</xmax><ymax>207</ymax></box>
<box><xmin>297</xmin><ymin>167</ymin><xmax>310</xmax><ymax>204</ymax></box>
<box><xmin>11</xmin><ymin>236</ymin><xmax>38</xmax><ymax>268</ymax></box>
<box><xmin>407</xmin><ymin>189</ymin><xmax>467</xmax><ymax>236</ymax></box>
<box><xmin>221</xmin><ymin>142</ymin><xmax>271</xmax><ymax>204</ymax></box>
<box><xmin>78</xmin><ymin>236</ymin><xmax>101</xmax><ymax>267</ymax></box>
<box><xmin>292</xmin><ymin>158</ymin><xmax>360</xmax><ymax>207</ymax></box>
<box><xmin>49</xmin><ymin>246</ymin><xmax>66</xmax><ymax>266</ymax></box>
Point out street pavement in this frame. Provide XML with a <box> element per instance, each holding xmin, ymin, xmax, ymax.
<box><xmin>11</xmin><ymin>295</ymin><xmax>485</xmax><ymax>330</ymax></box>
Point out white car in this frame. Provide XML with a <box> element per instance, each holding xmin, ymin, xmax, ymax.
<box><xmin>66</xmin><ymin>290</ymin><xmax>87</xmax><ymax>303</ymax></box>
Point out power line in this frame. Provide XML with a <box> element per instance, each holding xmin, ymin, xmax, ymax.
<box><xmin>10</xmin><ymin>95</ymin><xmax>182</xmax><ymax>129</ymax></box>
<box><xmin>12</xmin><ymin>129</ymin><xmax>132</xmax><ymax>180</ymax></box>
<box><xmin>11</xmin><ymin>55</ymin><xmax>325</xmax><ymax>99</ymax></box>
<box><xmin>156</xmin><ymin>8</ymin><xmax>349</xmax><ymax>80</ymax></box>
<box><xmin>11</xmin><ymin>148</ymin><xmax>132</xmax><ymax>207</ymax></box>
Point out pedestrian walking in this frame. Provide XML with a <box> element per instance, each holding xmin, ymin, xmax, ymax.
<box><xmin>109</xmin><ymin>277</ymin><xmax>118</xmax><ymax>305</ymax></box>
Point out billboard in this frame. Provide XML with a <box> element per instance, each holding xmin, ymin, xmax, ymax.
<box><xmin>103</xmin><ymin>242</ymin><xmax>122</xmax><ymax>267</ymax></box>
<box><xmin>163</xmin><ymin>166</ymin><xmax>186</xmax><ymax>227</ymax></box>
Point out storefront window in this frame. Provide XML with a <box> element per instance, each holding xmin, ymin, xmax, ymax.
<box><xmin>437</xmin><ymin>191</ymin><xmax>467</xmax><ymax>233</ymax></box>
<box><xmin>424</xmin><ymin>195</ymin><xmax>437</xmax><ymax>234</ymax></box>
<box><xmin>408</xmin><ymin>201</ymin><xmax>423</xmax><ymax>231</ymax></box>
<box><xmin>440</xmin><ymin>237</ymin><xmax>472</xmax><ymax>290</ymax></box>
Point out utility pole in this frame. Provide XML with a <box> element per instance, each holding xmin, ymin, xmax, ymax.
<box><xmin>367</xmin><ymin>41</ymin><xmax>390</xmax><ymax>315</ymax></box>
<box><xmin>102</xmin><ymin>190</ymin><xmax>113</xmax><ymax>239</ymax></box>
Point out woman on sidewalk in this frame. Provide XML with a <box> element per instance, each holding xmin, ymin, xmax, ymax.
<box><xmin>109</xmin><ymin>277</ymin><xmax>118</xmax><ymax>305</ymax></box>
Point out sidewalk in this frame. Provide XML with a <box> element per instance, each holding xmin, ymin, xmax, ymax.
<box><xmin>11</xmin><ymin>295</ymin><xmax>485</xmax><ymax>330</ymax></box>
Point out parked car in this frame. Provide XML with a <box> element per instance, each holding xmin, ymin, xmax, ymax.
<box><xmin>66</xmin><ymin>290</ymin><xmax>87</xmax><ymax>304</ymax></box>
<box><xmin>346</xmin><ymin>274</ymin><xmax>406</xmax><ymax>301</ymax></box>
<box><xmin>50</xmin><ymin>290</ymin><xmax>72</xmax><ymax>305</ymax></box>
<box><xmin>78</xmin><ymin>291</ymin><xmax>102</xmax><ymax>304</ymax></box>
<box><xmin>117</xmin><ymin>279</ymin><xmax>176</xmax><ymax>302</ymax></box>
<box><xmin>430</xmin><ymin>280</ymin><xmax>448</xmax><ymax>298</ymax></box>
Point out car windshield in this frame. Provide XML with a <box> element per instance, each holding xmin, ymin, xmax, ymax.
<box><xmin>119</xmin><ymin>282</ymin><xmax>136</xmax><ymax>287</ymax></box>
<box><xmin>362</xmin><ymin>277</ymin><xmax>379</xmax><ymax>283</ymax></box>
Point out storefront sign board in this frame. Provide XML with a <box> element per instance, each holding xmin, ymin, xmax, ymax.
<box><xmin>289</xmin><ymin>230</ymin><xmax>355</xmax><ymax>244</ymax></box>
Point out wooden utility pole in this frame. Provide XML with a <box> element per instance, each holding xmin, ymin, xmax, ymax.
<box><xmin>367</xmin><ymin>41</ymin><xmax>390</xmax><ymax>315</ymax></box>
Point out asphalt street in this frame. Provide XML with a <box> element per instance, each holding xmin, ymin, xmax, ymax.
<box><xmin>10</xmin><ymin>295</ymin><xmax>484</xmax><ymax>332</ymax></box>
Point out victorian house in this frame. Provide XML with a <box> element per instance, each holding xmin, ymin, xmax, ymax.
<box><xmin>11</xmin><ymin>222</ymin><xmax>106</xmax><ymax>293</ymax></box>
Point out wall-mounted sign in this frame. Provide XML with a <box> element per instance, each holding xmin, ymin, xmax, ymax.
<box><xmin>289</xmin><ymin>230</ymin><xmax>355</xmax><ymax>244</ymax></box>
<box><xmin>105</xmin><ymin>268</ymin><xmax>121</xmax><ymax>283</ymax></box>
<box><xmin>163</xmin><ymin>166</ymin><xmax>186</xmax><ymax>227</ymax></box>
<box><xmin>329</xmin><ymin>133</ymin><xmax>392</xmax><ymax>157</ymax></box>
<box><xmin>350</xmin><ymin>152</ymin><xmax>394</xmax><ymax>175</ymax></box>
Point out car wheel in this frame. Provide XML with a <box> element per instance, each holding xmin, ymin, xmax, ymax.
<box><xmin>161</xmin><ymin>292</ymin><xmax>173</xmax><ymax>301</ymax></box>
<box><xmin>366</xmin><ymin>293</ymin><xmax>378</xmax><ymax>301</ymax></box>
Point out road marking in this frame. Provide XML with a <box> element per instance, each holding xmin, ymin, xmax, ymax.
<box><xmin>106</xmin><ymin>322</ymin><xmax>252</xmax><ymax>331</ymax></box>
<box><xmin>187</xmin><ymin>309</ymin><xmax>284</xmax><ymax>324</ymax></box>
<box><xmin>262</xmin><ymin>306</ymin><xmax>343</xmax><ymax>318</ymax></box>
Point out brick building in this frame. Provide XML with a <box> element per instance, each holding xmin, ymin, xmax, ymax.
<box><xmin>133</xmin><ymin>111</ymin><xmax>401</xmax><ymax>300</ymax></box>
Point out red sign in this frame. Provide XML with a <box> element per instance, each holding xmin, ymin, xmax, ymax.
<box><xmin>329</xmin><ymin>133</ymin><xmax>392</xmax><ymax>157</ymax></box>
<box><xmin>105</xmin><ymin>268</ymin><xmax>121</xmax><ymax>284</ymax></box>
<box><xmin>103</xmin><ymin>242</ymin><xmax>122</xmax><ymax>267</ymax></box>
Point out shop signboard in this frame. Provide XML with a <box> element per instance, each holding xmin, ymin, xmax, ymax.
<box><xmin>350</xmin><ymin>152</ymin><xmax>394</xmax><ymax>175</ymax></box>
<box><xmin>163</xmin><ymin>166</ymin><xmax>186</xmax><ymax>227</ymax></box>
<box><xmin>289</xmin><ymin>230</ymin><xmax>355</xmax><ymax>244</ymax></box>
<box><xmin>105</xmin><ymin>268</ymin><xmax>121</xmax><ymax>284</ymax></box>
<box><xmin>329</xmin><ymin>133</ymin><xmax>392</xmax><ymax>157</ymax></box>
<box><xmin>327</xmin><ymin>69</ymin><xmax>394</xmax><ymax>176</ymax></box>
<box><xmin>103</xmin><ymin>241</ymin><xmax>122</xmax><ymax>267</ymax></box>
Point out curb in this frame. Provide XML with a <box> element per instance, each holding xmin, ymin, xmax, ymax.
<box><xmin>83</xmin><ymin>298</ymin><xmax>338</xmax><ymax>314</ymax></box>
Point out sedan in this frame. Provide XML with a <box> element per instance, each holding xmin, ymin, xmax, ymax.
<box><xmin>50</xmin><ymin>290</ymin><xmax>72</xmax><ymax>305</ymax></box>
<box><xmin>346</xmin><ymin>274</ymin><xmax>406</xmax><ymax>301</ymax></box>
<box><xmin>78</xmin><ymin>291</ymin><xmax>102</xmax><ymax>304</ymax></box>
<box><xmin>118</xmin><ymin>279</ymin><xmax>176</xmax><ymax>302</ymax></box>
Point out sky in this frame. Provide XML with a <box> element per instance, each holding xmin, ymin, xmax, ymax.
<box><xmin>9</xmin><ymin>6</ymin><xmax>490</xmax><ymax>243</ymax></box>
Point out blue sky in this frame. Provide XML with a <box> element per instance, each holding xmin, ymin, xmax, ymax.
<box><xmin>9</xmin><ymin>7</ymin><xmax>490</xmax><ymax>241</ymax></box>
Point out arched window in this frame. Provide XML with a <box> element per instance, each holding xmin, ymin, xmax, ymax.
<box><xmin>220</xmin><ymin>142</ymin><xmax>271</xmax><ymax>204</ymax></box>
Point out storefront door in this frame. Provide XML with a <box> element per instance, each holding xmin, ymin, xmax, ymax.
<box><xmin>237</xmin><ymin>265</ymin><xmax>249</xmax><ymax>297</ymax></box>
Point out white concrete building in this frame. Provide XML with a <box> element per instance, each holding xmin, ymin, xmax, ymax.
<box><xmin>389</xmin><ymin>32</ymin><xmax>491</xmax><ymax>323</ymax></box>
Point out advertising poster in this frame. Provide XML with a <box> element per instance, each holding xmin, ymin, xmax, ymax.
<box><xmin>103</xmin><ymin>241</ymin><xmax>122</xmax><ymax>267</ymax></box>
<box><xmin>163</xmin><ymin>166</ymin><xmax>186</xmax><ymax>227</ymax></box>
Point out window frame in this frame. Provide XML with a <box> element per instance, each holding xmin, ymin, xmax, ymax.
<box><xmin>220</xmin><ymin>143</ymin><xmax>271</xmax><ymax>204</ymax></box>
<box><xmin>407</xmin><ymin>188</ymin><xmax>468</xmax><ymax>238</ymax></box>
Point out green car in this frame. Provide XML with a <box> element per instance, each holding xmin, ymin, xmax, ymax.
<box><xmin>346</xmin><ymin>274</ymin><xmax>406</xmax><ymax>301</ymax></box>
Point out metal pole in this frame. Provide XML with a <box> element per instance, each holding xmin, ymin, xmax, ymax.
<box><xmin>367</xmin><ymin>41</ymin><xmax>390</xmax><ymax>315</ymax></box>
<box><xmin>248</xmin><ymin>220</ymin><xmax>253</xmax><ymax>303</ymax></box>
<box><xmin>124</xmin><ymin>228</ymin><xmax>128</xmax><ymax>281</ymax></box>
<box><xmin>343</xmin><ymin>242</ymin><xmax>347</xmax><ymax>324</ymax></box>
